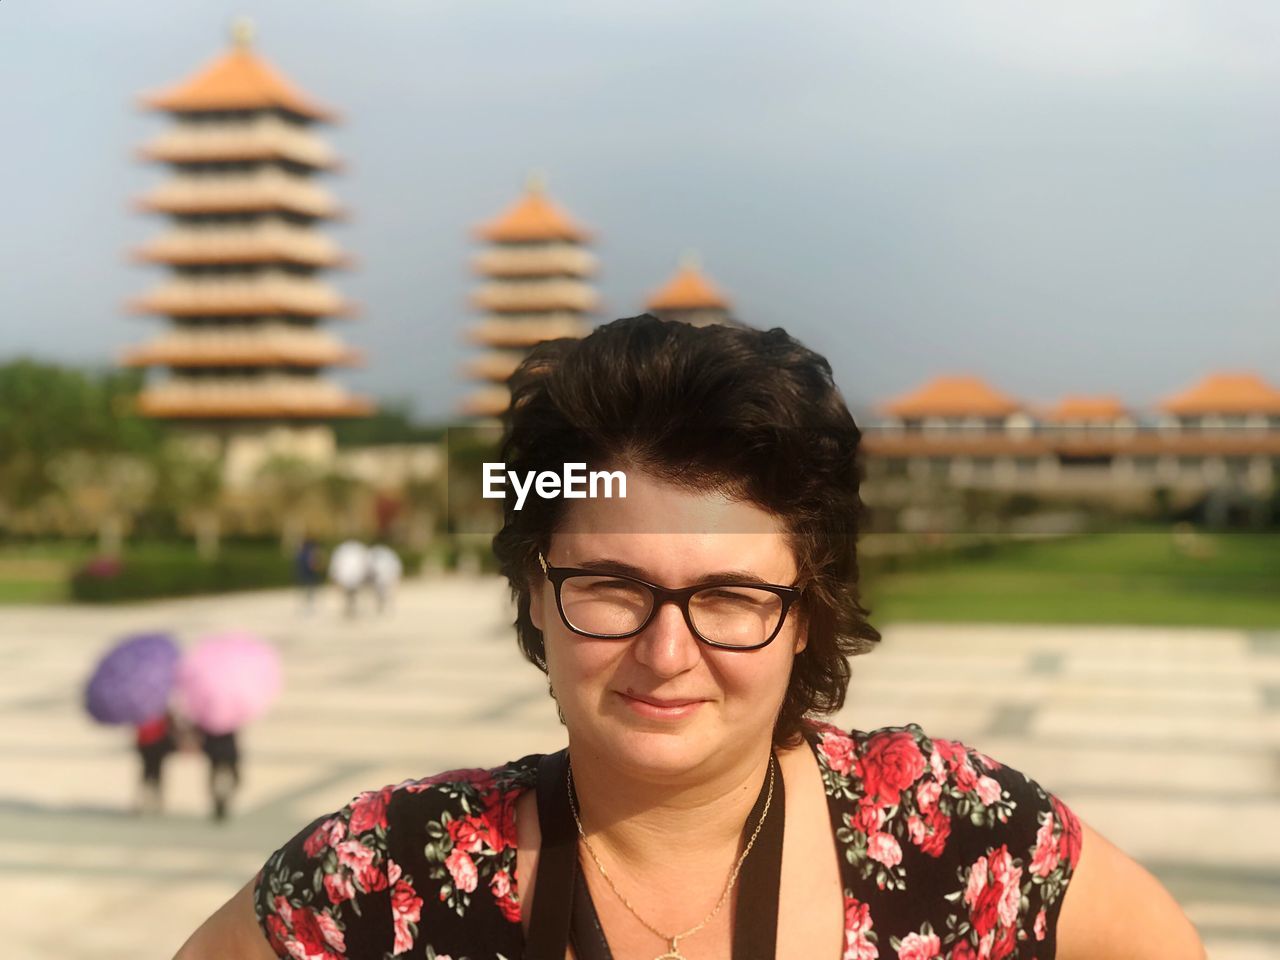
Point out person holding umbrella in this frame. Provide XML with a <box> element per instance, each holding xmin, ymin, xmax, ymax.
<box><xmin>178</xmin><ymin>630</ymin><xmax>282</xmax><ymax>823</ymax></box>
<box><xmin>134</xmin><ymin>711</ymin><xmax>176</xmax><ymax>815</ymax></box>
<box><xmin>84</xmin><ymin>632</ymin><xmax>182</xmax><ymax>814</ymax></box>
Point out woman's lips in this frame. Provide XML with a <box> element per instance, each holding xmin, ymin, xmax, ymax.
<box><xmin>617</xmin><ymin>691</ymin><xmax>707</xmax><ymax>721</ymax></box>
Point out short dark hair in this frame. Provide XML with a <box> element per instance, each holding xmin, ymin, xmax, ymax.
<box><xmin>492</xmin><ymin>314</ymin><xmax>880</xmax><ymax>745</ymax></box>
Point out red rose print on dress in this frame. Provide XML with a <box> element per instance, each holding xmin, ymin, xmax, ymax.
<box><xmin>856</xmin><ymin>731</ymin><xmax>927</xmax><ymax>807</ymax></box>
<box><xmin>843</xmin><ymin>895</ymin><xmax>879</xmax><ymax>960</ymax></box>
<box><xmin>445</xmin><ymin>848</ymin><xmax>479</xmax><ymax>893</ymax></box>
<box><xmin>313</xmin><ymin>912</ymin><xmax>346</xmax><ymax>954</ymax></box>
<box><xmin>349</xmin><ymin>786</ymin><xmax>393</xmax><ymax>835</ymax></box>
<box><xmin>447</xmin><ymin>815</ymin><xmax>490</xmax><ymax>853</ymax></box>
<box><xmin>975</xmin><ymin>775</ymin><xmax>1002</xmax><ymax>806</ymax></box>
<box><xmin>1053</xmin><ymin>795</ymin><xmax>1083</xmax><ymax>867</ymax></box>
<box><xmin>489</xmin><ymin>868</ymin><xmax>521</xmax><ymax>923</ymax></box>
<box><xmin>821</xmin><ymin>730</ymin><xmax>857</xmax><ymax>775</ymax></box>
<box><xmin>914</xmin><ymin>806</ymin><xmax>951</xmax><ymax>858</ymax></box>
<box><xmin>868</xmin><ymin>832</ymin><xmax>903</xmax><ymax>868</ymax></box>
<box><xmin>288</xmin><ymin>907</ymin><xmax>337</xmax><ymax>960</ymax></box>
<box><xmin>389</xmin><ymin>867</ymin><xmax>423</xmax><ymax>955</ymax></box>
<box><xmin>916</xmin><ymin>780</ymin><xmax>941</xmax><ymax>814</ymax></box>
<box><xmin>961</xmin><ymin>844</ymin><xmax>1023</xmax><ymax>957</ymax></box>
<box><xmin>322</xmin><ymin>870</ymin><xmax>355</xmax><ymax>906</ymax></box>
<box><xmin>896</xmin><ymin>930</ymin><xmax>941</xmax><ymax>960</ymax></box>
<box><xmin>1030</xmin><ymin>815</ymin><xmax>1060</xmax><ymax>877</ymax></box>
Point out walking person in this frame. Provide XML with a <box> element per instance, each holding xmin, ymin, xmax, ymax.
<box><xmin>134</xmin><ymin>711</ymin><xmax>175</xmax><ymax>815</ymax></box>
<box><xmin>367</xmin><ymin>542</ymin><xmax>403</xmax><ymax>615</ymax></box>
<box><xmin>201</xmin><ymin>728</ymin><xmax>241</xmax><ymax>822</ymax></box>
<box><xmin>293</xmin><ymin>538</ymin><xmax>324</xmax><ymax>614</ymax></box>
<box><xmin>328</xmin><ymin>539</ymin><xmax>369</xmax><ymax>618</ymax></box>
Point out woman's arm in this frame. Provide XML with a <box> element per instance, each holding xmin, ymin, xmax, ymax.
<box><xmin>173</xmin><ymin>879</ymin><xmax>276</xmax><ymax>960</ymax></box>
<box><xmin>1057</xmin><ymin>823</ymin><xmax>1205</xmax><ymax>959</ymax></box>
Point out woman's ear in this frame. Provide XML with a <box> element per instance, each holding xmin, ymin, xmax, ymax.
<box><xmin>528</xmin><ymin>579</ymin><xmax>545</xmax><ymax>631</ymax></box>
<box><xmin>793</xmin><ymin>629</ymin><xmax>808</xmax><ymax>655</ymax></box>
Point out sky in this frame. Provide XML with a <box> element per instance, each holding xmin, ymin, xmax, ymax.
<box><xmin>2</xmin><ymin>0</ymin><xmax>1279</xmax><ymax>420</ymax></box>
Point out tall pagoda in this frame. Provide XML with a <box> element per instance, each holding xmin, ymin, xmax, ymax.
<box><xmin>123</xmin><ymin>21</ymin><xmax>370</xmax><ymax>476</ymax></box>
<box><xmin>644</xmin><ymin>254</ymin><xmax>734</xmax><ymax>327</ymax></box>
<box><xmin>461</xmin><ymin>177</ymin><xmax>597</xmax><ymax>417</ymax></box>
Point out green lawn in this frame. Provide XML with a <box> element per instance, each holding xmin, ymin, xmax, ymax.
<box><xmin>864</xmin><ymin>531</ymin><xmax>1280</xmax><ymax>628</ymax></box>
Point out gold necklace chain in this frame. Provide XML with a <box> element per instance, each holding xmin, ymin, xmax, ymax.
<box><xmin>566</xmin><ymin>755</ymin><xmax>775</xmax><ymax>960</ymax></box>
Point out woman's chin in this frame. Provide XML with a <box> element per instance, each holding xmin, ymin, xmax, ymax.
<box><xmin>566</xmin><ymin>707</ymin><xmax>718</xmax><ymax>777</ymax></box>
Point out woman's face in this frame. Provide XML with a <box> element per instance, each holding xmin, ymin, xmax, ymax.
<box><xmin>529</xmin><ymin>469</ymin><xmax>806</xmax><ymax>779</ymax></box>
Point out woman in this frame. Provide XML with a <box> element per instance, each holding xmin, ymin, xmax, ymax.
<box><xmin>134</xmin><ymin>710</ymin><xmax>175</xmax><ymax>815</ymax></box>
<box><xmin>177</xmin><ymin>316</ymin><xmax>1204</xmax><ymax>959</ymax></box>
<box><xmin>201</xmin><ymin>727</ymin><xmax>241</xmax><ymax>822</ymax></box>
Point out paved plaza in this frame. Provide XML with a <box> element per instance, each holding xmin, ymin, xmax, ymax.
<box><xmin>1</xmin><ymin>577</ymin><xmax>1278</xmax><ymax>959</ymax></box>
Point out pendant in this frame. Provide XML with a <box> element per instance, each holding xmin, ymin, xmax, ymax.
<box><xmin>655</xmin><ymin>937</ymin><xmax>687</xmax><ymax>960</ymax></box>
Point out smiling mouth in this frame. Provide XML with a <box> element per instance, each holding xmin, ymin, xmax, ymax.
<box><xmin>617</xmin><ymin>690</ymin><xmax>708</xmax><ymax>719</ymax></box>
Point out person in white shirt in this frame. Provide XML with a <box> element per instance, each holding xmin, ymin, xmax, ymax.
<box><xmin>328</xmin><ymin>539</ymin><xmax>370</xmax><ymax>618</ymax></box>
<box><xmin>367</xmin><ymin>543</ymin><xmax>403</xmax><ymax>615</ymax></box>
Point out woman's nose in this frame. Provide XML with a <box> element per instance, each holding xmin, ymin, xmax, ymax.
<box><xmin>631</xmin><ymin>601</ymin><xmax>701</xmax><ymax>677</ymax></box>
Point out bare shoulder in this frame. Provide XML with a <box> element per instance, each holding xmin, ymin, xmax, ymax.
<box><xmin>173</xmin><ymin>879</ymin><xmax>275</xmax><ymax>960</ymax></box>
<box><xmin>1057</xmin><ymin>822</ymin><xmax>1206</xmax><ymax>960</ymax></box>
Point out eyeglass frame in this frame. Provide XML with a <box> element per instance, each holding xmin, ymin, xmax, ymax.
<box><xmin>537</xmin><ymin>552</ymin><xmax>803</xmax><ymax>651</ymax></box>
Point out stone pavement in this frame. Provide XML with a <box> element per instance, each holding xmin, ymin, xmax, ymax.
<box><xmin>0</xmin><ymin>577</ymin><xmax>1276</xmax><ymax>959</ymax></box>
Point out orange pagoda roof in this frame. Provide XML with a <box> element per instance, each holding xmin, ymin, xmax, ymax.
<box><xmin>646</xmin><ymin>259</ymin><xmax>730</xmax><ymax>312</ymax></box>
<box><xmin>475</xmin><ymin>181</ymin><xmax>591</xmax><ymax>244</ymax></box>
<box><xmin>1041</xmin><ymin>395</ymin><xmax>1128</xmax><ymax>423</ymax></box>
<box><xmin>881</xmin><ymin>375</ymin><xmax>1022</xmax><ymax>419</ymax></box>
<box><xmin>142</xmin><ymin>24</ymin><xmax>335</xmax><ymax>121</ymax></box>
<box><xmin>121</xmin><ymin>342</ymin><xmax>362</xmax><ymax>369</ymax></box>
<box><xmin>137</xmin><ymin>394</ymin><xmax>373</xmax><ymax>420</ymax></box>
<box><xmin>1160</xmin><ymin>372</ymin><xmax>1280</xmax><ymax>416</ymax></box>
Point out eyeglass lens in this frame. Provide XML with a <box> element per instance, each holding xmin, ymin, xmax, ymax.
<box><xmin>559</xmin><ymin>575</ymin><xmax>784</xmax><ymax>646</ymax></box>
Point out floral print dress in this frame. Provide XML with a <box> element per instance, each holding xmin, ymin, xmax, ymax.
<box><xmin>254</xmin><ymin>723</ymin><xmax>1081</xmax><ymax>960</ymax></box>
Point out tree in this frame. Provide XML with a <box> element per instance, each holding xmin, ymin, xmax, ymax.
<box><xmin>255</xmin><ymin>455</ymin><xmax>320</xmax><ymax>553</ymax></box>
<box><xmin>152</xmin><ymin>445</ymin><xmax>225</xmax><ymax>559</ymax></box>
<box><xmin>0</xmin><ymin>360</ymin><xmax>160</xmax><ymax>533</ymax></box>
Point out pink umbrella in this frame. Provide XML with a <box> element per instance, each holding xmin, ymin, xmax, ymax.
<box><xmin>176</xmin><ymin>631</ymin><xmax>281</xmax><ymax>735</ymax></box>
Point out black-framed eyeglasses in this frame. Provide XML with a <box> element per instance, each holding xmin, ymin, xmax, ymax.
<box><xmin>538</xmin><ymin>553</ymin><xmax>802</xmax><ymax>650</ymax></box>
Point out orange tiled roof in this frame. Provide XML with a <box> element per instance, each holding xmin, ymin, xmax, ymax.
<box><xmin>143</xmin><ymin>43</ymin><xmax>334</xmax><ymax>121</ymax></box>
<box><xmin>137</xmin><ymin>395</ymin><xmax>373</xmax><ymax>419</ymax></box>
<box><xmin>646</xmin><ymin>262</ymin><xmax>730</xmax><ymax>312</ymax></box>
<box><xmin>881</xmin><ymin>375</ymin><xmax>1022</xmax><ymax>419</ymax></box>
<box><xmin>475</xmin><ymin>185</ymin><xmax>590</xmax><ymax>244</ymax></box>
<box><xmin>1160</xmin><ymin>372</ymin><xmax>1280</xmax><ymax>416</ymax></box>
<box><xmin>1041</xmin><ymin>395</ymin><xmax>1128</xmax><ymax>423</ymax></box>
<box><xmin>121</xmin><ymin>344</ymin><xmax>362</xmax><ymax>369</ymax></box>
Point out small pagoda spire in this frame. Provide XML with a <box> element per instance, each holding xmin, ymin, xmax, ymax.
<box><xmin>644</xmin><ymin>253</ymin><xmax>734</xmax><ymax>327</ymax></box>
<box><xmin>230</xmin><ymin>15</ymin><xmax>255</xmax><ymax>49</ymax></box>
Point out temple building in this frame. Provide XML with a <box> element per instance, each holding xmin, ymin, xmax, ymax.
<box><xmin>644</xmin><ymin>254</ymin><xmax>734</xmax><ymax>326</ymax></box>
<box><xmin>861</xmin><ymin>370</ymin><xmax>1280</xmax><ymax>521</ymax></box>
<box><xmin>461</xmin><ymin>178</ymin><xmax>597</xmax><ymax>417</ymax></box>
<box><xmin>1158</xmin><ymin>372</ymin><xmax>1280</xmax><ymax>430</ymax></box>
<box><xmin>122</xmin><ymin>21</ymin><xmax>370</xmax><ymax>481</ymax></box>
<box><xmin>878</xmin><ymin>375</ymin><xmax>1031</xmax><ymax>434</ymax></box>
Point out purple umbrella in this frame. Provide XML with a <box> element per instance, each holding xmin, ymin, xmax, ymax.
<box><xmin>84</xmin><ymin>633</ymin><xmax>180</xmax><ymax>725</ymax></box>
<box><xmin>176</xmin><ymin>631</ymin><xmax>282</xmax><ymax>735</ymax></box>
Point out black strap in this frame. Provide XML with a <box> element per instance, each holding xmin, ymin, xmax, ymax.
<box><xmin>526</xmin><ymin>749</ymin><xmax>577</xmax><ymax>960</ymax></box>
<box><xmin>526</xmin><ymin>750</ymin><xmax>783</xmax><ymax>960</ymax></box>
<box><xmin>730</xmin><ymin>754</ymin><xmax>785</xmax><ymax>959</ymax></box>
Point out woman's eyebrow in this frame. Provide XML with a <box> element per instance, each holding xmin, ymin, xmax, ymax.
<box><xmin>571</xmin><ymin>558</ymin><xmax>774</xmax><ymax>585</ymax></box>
